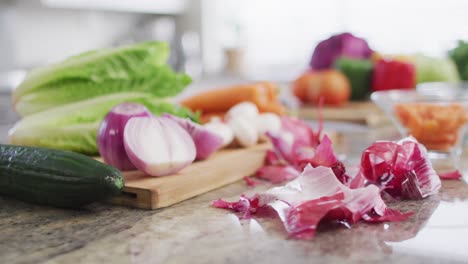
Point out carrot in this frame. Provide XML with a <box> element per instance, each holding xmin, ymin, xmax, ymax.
<box><xmin>258</xmin><ymin>103</ymin><xmax>287</xmax><ymax>115</ymax></box>
<box><xmin>181</xmin><ymin>81</ymin><xmax>285</xmax><ymax>115</ymax></box>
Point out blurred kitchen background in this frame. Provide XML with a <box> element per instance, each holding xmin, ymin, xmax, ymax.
<box><xmin>1</xmin><ymin>0</ymin><xmax>468</xmax><ymax>141</ymax></box>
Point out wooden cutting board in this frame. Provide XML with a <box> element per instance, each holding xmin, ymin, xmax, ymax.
<box><xmin>297</xmin><ymin>101</ymin><xmax>391</xmax><ymax>127</ymax></box>
<box><xmin>109</xmin><ymin>144</ymin><xmax>269</xmax><ymax>210</ymax></box>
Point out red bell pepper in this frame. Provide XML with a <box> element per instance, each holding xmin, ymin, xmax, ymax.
<box><xmin>372</xmin><ymin>59</ymin><xmax>416</xmax><ymax>91</ymax></box>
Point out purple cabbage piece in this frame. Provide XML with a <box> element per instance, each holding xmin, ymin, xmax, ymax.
<box><xmin>310</xmin><ymin>32</ymin><xmax>372</xmax><ymax>70</ymax></box>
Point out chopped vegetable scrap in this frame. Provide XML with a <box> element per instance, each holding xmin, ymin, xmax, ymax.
<box><xmin>243</xmin><ymin>176</ymin><xmax>262</xmax><ymax>187</ymax></box>
<box><xmin>257</xmin><ymin>116</ymin><xmax>346</xmax><ymax>184</ymax></box>
<box><xmin>213</xmin><ymin>165</ymin><xmax>412</xmax><ymax>240</ymax></box>
<box><xmin>256</xmin><ymin>165</ymin><xmax>300</xmax><ymax>184</ymax></box>
<box><xmin>360</xmin><ymin>137</ymin><xmax>441</xmax><ymax>199</ymax></box>
<box><xmin>439</xmin><ymin>170</ymin><xmax>463</xmax><ymax>180</ymax></box>
<box><xmin>214</xmin><ymin>118</ymin><xmax>443</xmax><ymax>239</ymax></box>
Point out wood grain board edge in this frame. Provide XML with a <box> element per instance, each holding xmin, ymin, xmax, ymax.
<box><xmin>109</xmin><ymin>187</ymin><xmax>154</xmax><ymax>210</ymax></box>
<box><xmin>297</xmin><ymin>101</ymin><xmax>392</xmax><ymax>127</ymax></box>
<box><xmin>109</xmin><ymin>144</ymin><xmax>270</xmax><ymax>210</ymax></box>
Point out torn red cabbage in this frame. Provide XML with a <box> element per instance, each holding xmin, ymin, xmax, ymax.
<box><xmin>264</xmin><ymin>149</ymin><xmax>286</xmax><ymax>166</ymax></box>
<box><xmin>280</xmin><ymin>116</ymin><xmax>321</xmax><ymax>148</ymax></box>
<box><xmin>293</xmin><ymin>134</ymin><xmax>347</xmax><ymax>183</ymax></box>
<box><xmin>347</xmin><ymin>169</ymin><xmax>367</xmax><ymax>189</ymax></box>
<box><xmin>243</xmin><ymin>176</ymin><xmax>262</xmax><ymax>187</ymax></box>
<box><xmin>255</xmin><ymin>165</ymin><xmax>300</xmax><ymax>183</ymax></box>
<box><xmin>439</xmin><ymin>170</ymin><xmax>462</xmax><ymax>180</ymax></box>
<box><xmin>265</xmin><ymin>127</ymin><xmax>345</xmax><ymax>183</ymax></box>
<box><xmin>213</xmin><ymin>165</ymin><xmax>411</xmax><ymax>240</ymax></box>
<box><xmin>360</xmin><ymin>137</ymin><xmax>441</xmax><ymax>199</ymax></box>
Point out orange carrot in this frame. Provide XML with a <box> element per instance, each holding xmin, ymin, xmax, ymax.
<box><xmin>258</xmin><ymin>103</ymin><xmax>286</xmax><ymax>115</ymax></box>
<box><xmin>181</xmin><ymin>81</ymin><xmax>286</xmax><ymax>115</ymax></box>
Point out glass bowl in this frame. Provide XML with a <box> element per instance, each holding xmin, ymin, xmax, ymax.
<box><xmin>371</xmin><ymin>88</ymin><xmax>468</xmax><ymax>172</ymax></box>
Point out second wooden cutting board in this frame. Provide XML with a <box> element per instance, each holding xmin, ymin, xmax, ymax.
<box><xmin>297</xmin><ymin>101</ymin><xmax>390</xmax><ymax>127</ymax></box>
<box><xmin>110</xmin><ymin>144</ymin><xmax>269</xmax><ymax>210</ymax></box>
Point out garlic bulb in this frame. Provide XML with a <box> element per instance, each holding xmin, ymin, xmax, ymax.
<box><xmin>228</xmin><ymin>116</ymin><xmax>258</xmax><ymax>147</ymax></box>
<box><xmin>203</xmin><ymin>120</ymin><xmax>234</xmax><ymax>147</ymax></box>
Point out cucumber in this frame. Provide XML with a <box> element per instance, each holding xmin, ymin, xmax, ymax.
<box><xmin>0</xmin><ymin>144</ymin><xmax>124</xmax><ymax>208</ymax></box>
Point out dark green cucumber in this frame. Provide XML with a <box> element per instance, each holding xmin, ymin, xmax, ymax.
<box><xmin>0</xmin><ymin>144</ymin><xmax>124</xmax><ymax>208</ymax></box>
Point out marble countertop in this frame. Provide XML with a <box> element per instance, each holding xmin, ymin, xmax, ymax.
<box><xmin>1</xmin><ymin>124</ymin><xmax>468</xmax><ymax>264</ymax></box>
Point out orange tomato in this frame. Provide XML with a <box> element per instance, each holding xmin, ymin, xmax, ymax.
<box><xmin>292</xmin><ymin>70</ymin><xmax>351</xmax><ymax>106</ymax></box>
<box><xmin>291</xmin><ymin>72</ymin><xmax>311</xmax><ymax>102</ymax></box>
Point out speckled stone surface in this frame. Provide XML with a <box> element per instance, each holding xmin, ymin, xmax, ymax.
<box><xmin>1</xmin><ymin>126</ymin><xmax>468</xmax><ymax>264</ymax></box>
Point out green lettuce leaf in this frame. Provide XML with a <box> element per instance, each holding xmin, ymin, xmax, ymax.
<box><xmin>9</xmin><ymin>92</ymin><xmax>198</xmax><ymax>155</ymax></box>
<box><xmin>15</xmin><ymin>65</ymin><xmax>191</xmax><ymax>116</ymax></box>
<box><xmin>13</xmin><ymin>42</ymin><xmax>191</xmax><ymax>116</ymax></box>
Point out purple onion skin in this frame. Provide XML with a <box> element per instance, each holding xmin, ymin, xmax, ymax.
<box><xmin>163</xmin><ymin>113</ymin><xmax>224</xmax><ymax>160</ymax></box>
<box><xmin>310</xmin><ymin>32</ymin><xmax>372</xmax><ymax>70</ymax></box>
<box><xmin>97</xmin><ymin>103</ymin><xmax>152</xmax><ymax>171</ymax></box>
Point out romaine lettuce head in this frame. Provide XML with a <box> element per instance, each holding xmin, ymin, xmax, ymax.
<box><xmin>13</xmin><ymin>41</ymin><xmax>191</xmax><ymax>116</ymax></box>
<box><xmin>14</xmin><ymin>65</ymin><xmax>191</xmax><ymax>116</ymax></box>
<box><xmin>9</xmin><ymin>92</ymin><xmax>198</xmax><ymax>155</ymax></box>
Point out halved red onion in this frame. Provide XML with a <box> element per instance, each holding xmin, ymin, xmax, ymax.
<box><xmin>97</xmin><ymin>102</ymin><xmax>152</xmax><ymax>171</ymax></box>
<box><xmin>124</xmin><ymin>116</ymin><xmax>196</xmax><ymax>177</ymax></box>
<box><xmin>163</xmin><ymin>113</ymin><xmax>223</xmax><ymax>160</ymax></box>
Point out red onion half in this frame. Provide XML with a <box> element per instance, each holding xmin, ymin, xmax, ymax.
<box><xmin>163</xmin><ymin>113</ymin><xmax>223</xmax><ymax>160</ymax></box>
<box><xmin>124</xmin><ymin>116</ymin><xmax>196</xmax><ymax>177</ymax></box>
<box><xmin>97</xmin><ymin>102</ymin><xmax>152</xmax><ymax>170</ymax></box>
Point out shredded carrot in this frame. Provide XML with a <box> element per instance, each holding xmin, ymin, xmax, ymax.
<box><xmin>395</xmin><ymin>103</ymin><xmax>466</xmax><ymax>151</ymax></box>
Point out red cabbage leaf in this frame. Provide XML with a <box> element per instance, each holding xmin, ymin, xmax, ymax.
<box><xmin>438</xmin><ymin>170</ymin><xmax>462</xmax><ymax>180</ymax></box>
<box><xmin>255</xmin><ymin>165</ymin><xmax>300</xmax><ymax>184</ymax></box>
<box><xmin>243</xmin><ymin>176</ymin><xmax>262</xmax><ymax>187</ymax></box>
<box><xmin>259</xmin><ymin>116</ymin><xmax>345</xmax><ymax>183</ymax></box>
<box><xmin>360</xmin><ymin>137</ymin><xmax>441</xmax><ymax>199</ymax></box>
<box><xmin>213</xmin><ymin>165</ymin><xmax>411</xmax><ymax>240</ymax></box>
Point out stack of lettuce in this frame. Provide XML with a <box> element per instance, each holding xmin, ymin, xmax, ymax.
<box><xmin>10</xmin><ymin>42</ymin><xmax>196</xmax><ymax>154</ymax></box>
